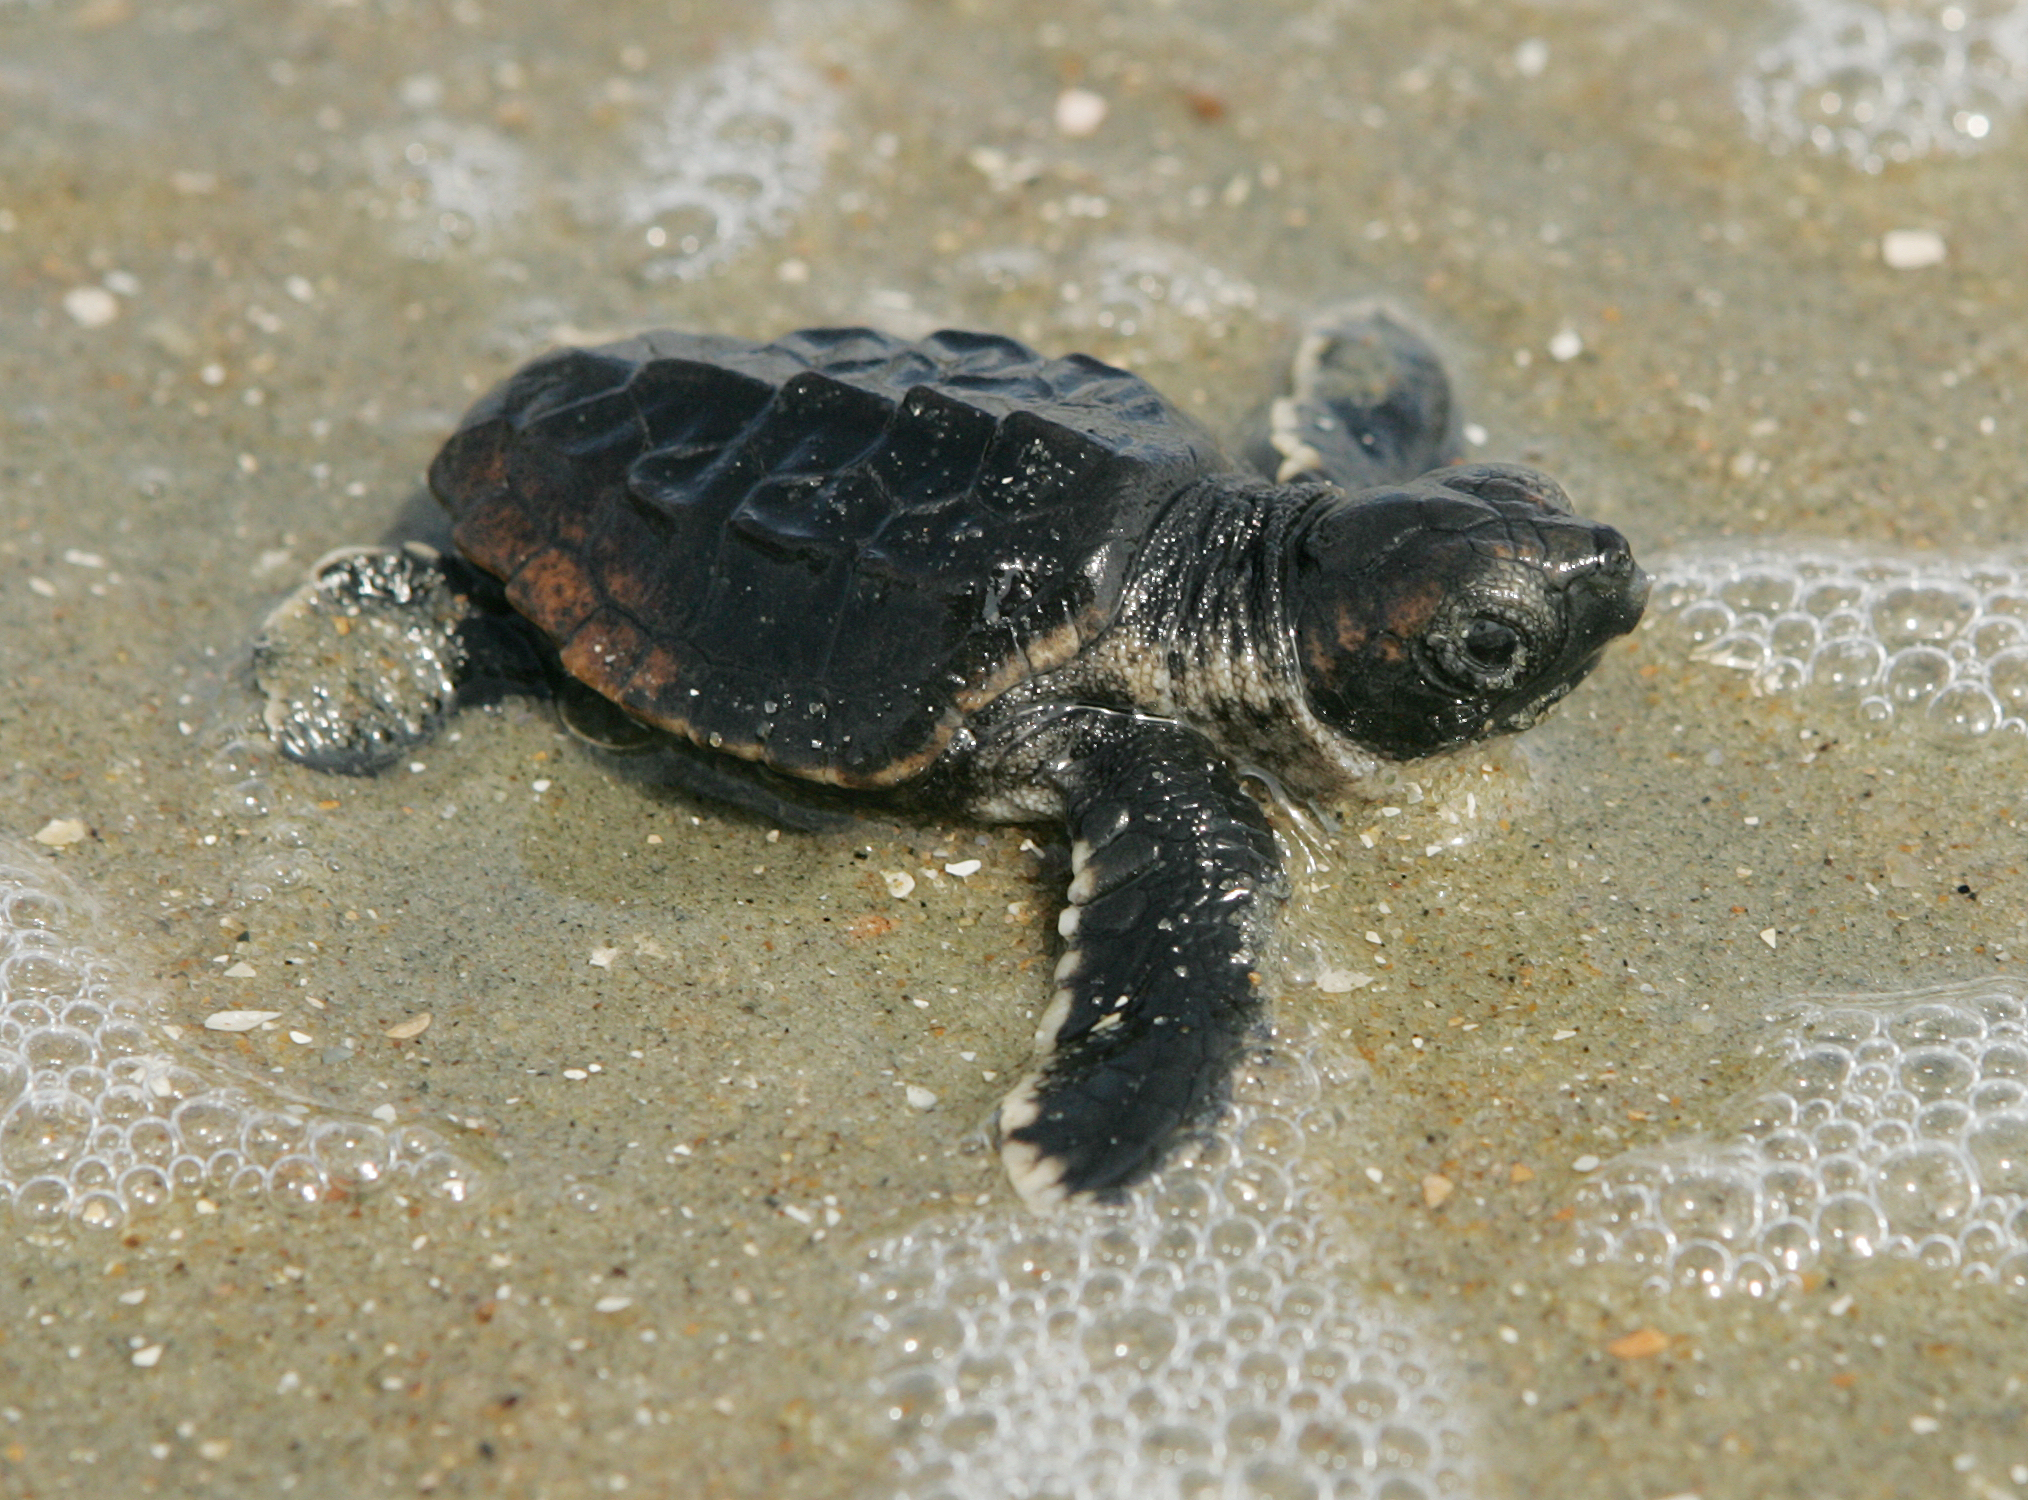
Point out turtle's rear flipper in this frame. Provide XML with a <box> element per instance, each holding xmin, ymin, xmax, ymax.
<box><xmin>254</xmin><ymin>545</ymin><xmax>476</xmax><ymax>775</ymax></box>
<box><xmin>993</xmin><ymin>713</ymin><xmax>1287</xmax><ymax>1206</ymax></box>
<box><xmin>1266</xmin><ymin>299</ymin><xmax>1460</xmax><ymax>491</ymax></box>
<box><xmin>253</xmin><ymin>544</ymin><xmax>556</xmax><ymax>775</ymax></box>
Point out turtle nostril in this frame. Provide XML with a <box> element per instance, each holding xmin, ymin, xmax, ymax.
<box><xmin>1592</xmin><ymin>527</ymin><xmax>1633</xmax><ymax>573</ymax></box>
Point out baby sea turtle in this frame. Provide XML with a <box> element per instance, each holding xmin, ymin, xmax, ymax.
<box><xmin>257</xmin><ymin>304</ymin><xmax>1648</xmax><ymax>1205</ymax></box>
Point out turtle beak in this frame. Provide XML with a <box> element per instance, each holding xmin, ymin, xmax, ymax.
<box><xmin>1565</xmin><ymin>526</ymin><xmax>1648</xmax><ymax>641</ymax></box>
<box><xmin>1491</xmin><ymin>529</ymin><xmax>1646</xmax><ymax>737</ymax></box>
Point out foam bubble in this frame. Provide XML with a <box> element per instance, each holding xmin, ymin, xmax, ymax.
<box><xmin>0</xmin><ymin>848</ymin><xmax>476</xmax><ymax>1233</ymax></box>
<box><xmin>1573</xmin><ymin>979</ymin><xmax>2028</xmax><ymax>1296</ymax></box>
<box><xmin>1738</xmin><ymin>0</ymin><xmax>2028</xmax><ymax>171</ymax></box>
<box><xmin>859</xmin><ymin>1031</ymin><xmax>1478</xmax><ymax>1499</ymax></box>
<box><xmin>623</xmin><ymin>43</ymin><xmax>838</xmax><ymax>282</ymax></box>
<box><xmin>1654</xmin><ymin>546</ymin><xmax>2028</xmax><ymax>744</ymax></box>
<box><xmin>1070</xmin><ymin>239</ymin><xmax>1263</xmax><ymax>351</ymax></box>
<box><xmin>362</xmin><ymin>117</ymin><xmax>528</xmax><ymax>259</ymax></box>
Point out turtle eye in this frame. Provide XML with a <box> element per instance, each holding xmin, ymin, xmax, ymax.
<box><xmin>1462</xmin><ymin>617</ymin><xmax>1521</xmax><ymax>672</ymax></box>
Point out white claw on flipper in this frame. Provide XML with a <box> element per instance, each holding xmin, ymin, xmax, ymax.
<box><xmin>992</xmin><ymin>1075</ymin><xmax>1069</xmax><ymax>1209</ymax></box>
<box><xmin>1032</xmin><ymin>987</ymin><xmax>1074</xmax><ymax>1049</ymax></box>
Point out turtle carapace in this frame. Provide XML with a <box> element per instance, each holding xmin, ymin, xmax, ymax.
<box><xmin>260</xmin><ymin>305</ymin><xmax>1649</xmax><ymax>1206</ymax></box>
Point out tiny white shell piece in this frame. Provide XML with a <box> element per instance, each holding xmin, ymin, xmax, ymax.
<box><xmin>204</xmin><ymin>1010</ymin><xmax>282</xmax><ymax>1032</ymax></box>
<box><xmin>1881</xmin><ymin>228</ymin><xmax>1946</xmax><ymax>270</ymax></box>
<box><xmin>33</xmin><ymin>818</ymin><xmax>88</xmax><ymax>847</ymax></box>
<box><xmin>1054</xmin><ymin>88</ymin><xmax>1108</xmax><ymax>137</ymax></box>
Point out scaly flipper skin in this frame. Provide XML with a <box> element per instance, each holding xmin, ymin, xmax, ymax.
<box><xmin>1269</xmin><ymin>300</ymin><xmax>1459</xmax><ymax>490</ymax></box>
<box><xmin>993</xmin><ymin>711</ymin><xmax>1285</xmax><ymax>1206</ymax></box>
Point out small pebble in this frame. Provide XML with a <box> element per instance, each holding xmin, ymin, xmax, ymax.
<box><xmin>944</xmin><ymin>858</ymin><xmax>981</xmax><ymax>877</ymax></box>
<box><xmin>1606</xmin><ymin>1327</ymin><xmax>1669</xmax><ymax>1360</ymax></box>
<box><xmin>204</xmin><ymin>1010</ymin><xmax>281</xmax><ymax>1032</ymax></box>
<box><xmin>32</xmin><ymin>818</ymin><xmax>87</xmax><ymax>847</ymax></box>
<box><xmin>589</xmin><ymin>946</ymin><xmax>619</xmax><ymax>969</ymax></box>
<box><xmin>63</xmin><ymin>285</ymin><xmax>120</xmax><ymax>328</ymax></box>
<box><xmin>1547</xmin><ymin>327</ymin><xmax>1583</xmax><ymax>361</ymax></box>
<box><xmin>1054</xmin><ymin>87</ymin><xmax>1108</xmax><ymax>137</ymax></box>
<box><xmin>1316</xmin><ymin>968</ymin><xmax>1372</xmax><ymax>994</ymax></box>
<box><xmin>1760</xmin><ymin>928</ymin><xmax>1779</xmax><ymax>949</ymax></box>
<box><xmin>384</xmin><ymin>1014</ymin><xmax>432</xmax><ymax>1040</ymax></box>
<box><xmin>131</xmin><ymin>1344</ymin><xmax>164</xmax><ymax>1369</ymax></box>
<box><xmin>222</xmin><ymin>961</ymin><xmax>258</xmax><ymax>979</ymax></box>
<box><xmin>1881</xmin><ymin>229</ymin><xmax>1946</xmax><ymax>270</ymax></box>
<box><xmin>904</xmin><ymin>1084</ymin><xmax>938</xmax><ymax>1110</ymax></box>
<box><xmin>883</xmin><ymin>870</ymin><xmax>916</xmax><ymax>898</ymax></box>
<box><xmin>594</xmin><ymin>1295</ymin><xmax>633</xmax><ymax>1313</ymax></box>
<box><xmin>1421</xmin><ymin>1173</ymin><xmax>1454</xmax><ymax>1208</ymax></box>
<box><xmin>1572</xmin><ymin>1154</ymin><xmax>1601</xmax><ymax>1172</ymax></box>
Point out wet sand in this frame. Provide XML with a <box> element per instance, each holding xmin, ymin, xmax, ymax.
<box><xmin>4</xmin><ymin>0</ymin><xmax>2028</xmax><ymax>1496</ymax></box>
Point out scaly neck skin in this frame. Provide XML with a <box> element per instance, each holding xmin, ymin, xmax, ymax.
<box><xmin>1072</xmin><ymin>473</ymin><xmax>1386</xmax><ymax>804</ymax></box>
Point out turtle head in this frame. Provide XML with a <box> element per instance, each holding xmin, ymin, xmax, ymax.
<box><xmin>1288</xmin><ymin>462</ymin><xmax>1648</xmax><ymax>761</ymax></box>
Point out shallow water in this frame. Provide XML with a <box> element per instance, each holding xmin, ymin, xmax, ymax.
<box><xmin>3</xmin><ymin>0</ymin><xmax>2028</xmax><ymax>1495</ymax></box>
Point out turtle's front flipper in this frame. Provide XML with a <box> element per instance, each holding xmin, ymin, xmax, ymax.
<box><xmin>1267</xmin><ymin>299</ymin><xmax>1460</xmax><ymax>490</ymax></box>
<box><xmin>993</xmin><ymin>713</ymin><xmax>1287</xmax><ymax>1206</ymax></box>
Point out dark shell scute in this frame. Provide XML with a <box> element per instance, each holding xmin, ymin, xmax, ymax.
<box><xmin>432</xmin><ymin>325</ymin><xmax>1228</xmax><ymax>784</ymax></box>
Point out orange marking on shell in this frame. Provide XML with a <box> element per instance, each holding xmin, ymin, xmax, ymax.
<box><xmin>559</xmin><ymin>606</ymin><xmax>652</xmax><ymax>696</ymax></box>
<box><xmin>506</xmin><ymin>547</ymin><xmax>600</xmax><ymax>638</ymax></box>
<box><xmin>453</xmin><ymin>492</ymin><xmax>547</xmax><ymax>580</ymax></box>
<box><xmin>624</xmin><ymin>642</ymin><xmax>689</xmax><ymax>715</ymax></box>
<box><xmin>601</xmin><ymin>543</ymin><xmax>663</xmax><ymax>615</ymax></box>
